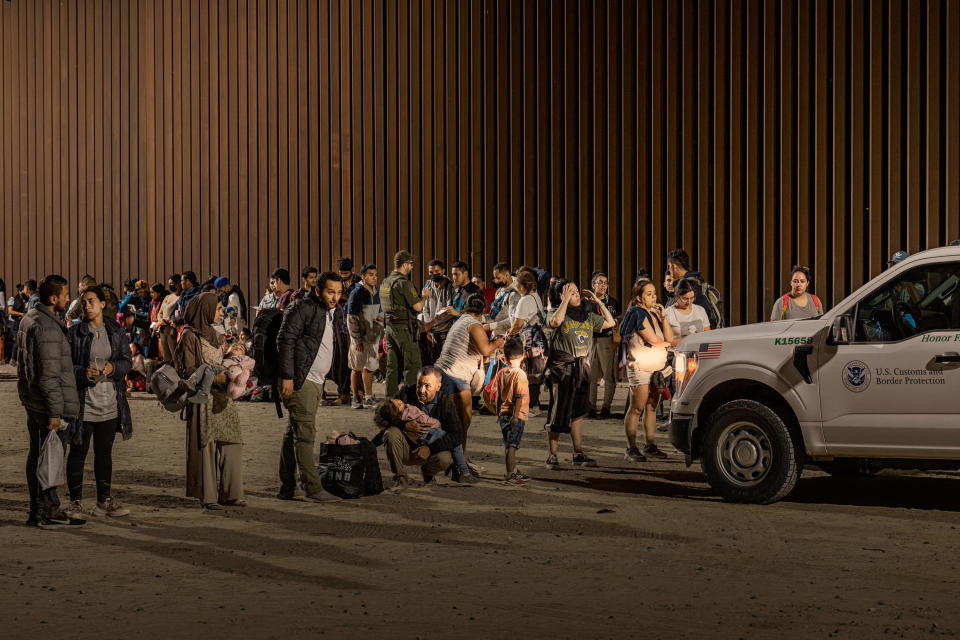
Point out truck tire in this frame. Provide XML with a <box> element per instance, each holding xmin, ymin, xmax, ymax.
<box><xmin>700</xmin><ymin>399</ymin><xmax>800</xmax><ymax>504</ymax></box>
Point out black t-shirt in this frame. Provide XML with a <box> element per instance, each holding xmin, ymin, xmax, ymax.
<box><xmin>592</xmin><ymin>295</ymin><xmax>620</xmax><ymax>338</ymax></box>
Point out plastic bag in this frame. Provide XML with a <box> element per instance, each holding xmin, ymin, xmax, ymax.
<box><xmin>37</xmin><ymin>429</ymin><xmax>66</xmax><ymax>490</ymax></box>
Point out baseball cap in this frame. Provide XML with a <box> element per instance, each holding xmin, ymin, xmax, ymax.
<box><xmin>887</xmin><ymin>250</ymin><xmax>909</xmax><ymax>265</ymax></box>
<box><xmin>394</xmin><ymin>250</ymin><xmax>416</xmax><ymax>266</ymax></box>
<box><xmin>214</xmin><ymin>276</ymin><xmax>230</xmax><ymax>290</ymax></box>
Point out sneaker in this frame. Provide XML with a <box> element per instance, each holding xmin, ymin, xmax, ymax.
<box><xmin>656</xmin><ymin>420</ymin><xmax>670</xmax><ymax>433</ymax></box>
<box><xmin>545</xmin><ymin>455</ymin><xmax>560</xmax><ymax>470</ymax></box>
<box><xmin>467</xmin><ymin>461</ymin><xmax>484</xmax><ymax>478</ymax></box>
<box><xmin>456</xmin><ymin>472</ymin><xmax>479</xmax><ymax>485</ymax></box>
<box><xmin>503</xmin><ymin>472</ymin><xmax>529</xmax><ymax>486</ymax></box>
<box><xmin>351</xmin><ymin>395</ymin><xmax>363</xmax><ymax>409</ymax></box>
<box><xmin>337</xmin><ymin>394</ymin><xmax>352</xmax><ymax>406</ymax></box>
<box><xmin>644</xmin><ymin>443</ymin><xmax>669</xmax><ymax>459</ymax></box>
<box><xmin>528</xmin><ymin>408</ymin><xmax>539</xmax><ymax>418</ymax></box>
<box><xmin>26</xmin><ymin>512</ymin><xmax>39</xmax><ymax>527</ymax></box>
<box><xmin>513</xmin><ymin>469</ymin><xmax>532</xmax><ymax>481</ymax></box>
<box><xmin>39</xmin><ymin>511</ymin><xmax>86</xmax><ymax>528</ymax></box>
<box><xmin>624</xmin><ymin>447</ymin><xmax>648</xmax><ymax>463</ymax></box>
<box><xmin>363</xmin><ymin>395</ymin><xmax>378</xmax><ymax>409</ymax></box>
<box><xmin>572</xmin><ymin>453</ymin><xmax>597</xmax><ymax>468</ymax></box>
<box><xmin>599</xmin><ymin>406</ymin><xmax>612</xmax><ymax>420</ymax></box>
<box><xmin>91</xmin><ymin>498</ymin><xmax>130</xmax><ymax>517</ymax></box>
<box><xmin>390</xmin><ymin>475</ymin><xmax>410</xmax><ymax>493</ymax></box>
<box><xmin>65</xmin><ymin>499</ymin><xmax>85</xmax><ymax>518</ymax></box>
<box><xmin>276</xmin><ymin>490</ymin><xmax>297</xmax><ymax>501</ymax></box>
<box><xmin>305</xmin><ymin>491</ymin><xmax>340</xmax><ymax>503</ymax></box>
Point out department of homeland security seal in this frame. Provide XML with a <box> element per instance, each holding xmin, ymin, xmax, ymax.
<box><xmin>842</xmin><ymin>360</ymin><xmax>871</xmax><ymax>392</ymax></box>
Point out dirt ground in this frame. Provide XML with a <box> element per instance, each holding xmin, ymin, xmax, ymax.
<box><xmin>1</xmin><ymin>365</ymin><xmax>959</xmax><ymax>640</ymax></box>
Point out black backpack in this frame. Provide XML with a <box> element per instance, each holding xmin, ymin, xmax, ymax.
<box><xmin>251</xmin><ymin>307</ymin><xmax>285</xmax><ymax>417</ymax></box>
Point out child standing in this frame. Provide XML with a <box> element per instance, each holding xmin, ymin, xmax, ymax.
<box><xmin>497</xmin><ymin>337</ymin><xmax>530</xmax><ymax>485</ymax></box>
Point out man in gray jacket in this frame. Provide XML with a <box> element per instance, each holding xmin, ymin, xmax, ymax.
<box><xmin>17</xmin><ymin>275</ymin><xmax>85</xmax><ymax>527</ymax></box>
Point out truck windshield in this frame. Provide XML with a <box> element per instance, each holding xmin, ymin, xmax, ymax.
<box><xmin>853</xmin><ymin>262</ymin><xmax>960</xmax><ymax>342</ymax></box>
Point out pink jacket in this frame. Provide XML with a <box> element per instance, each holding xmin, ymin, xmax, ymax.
<box><xmin>223</xmin><ymin>354</ymin><xmax>256</xmax><ymax>399</ymax></box>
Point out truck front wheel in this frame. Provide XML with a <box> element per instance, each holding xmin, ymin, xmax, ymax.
<box><xmin>701</xmin><ymin>399</ymin><xmax>801</xmax><ymax>504</ymax></box>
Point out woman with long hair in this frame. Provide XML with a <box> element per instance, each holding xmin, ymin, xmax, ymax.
<box><xmin>770</xmin><ymin>266</ymin><xmax>824</xmax><ymax>321</ymax></box>
<box><xmin>543</xmin><ymin>278</ymin><xmax>615</xmax><ymax>470</ymax></box>
<box><xmin>620</xmin><ymin>280</ymin><xmax>675</xmax><ymax>462</ymax></box>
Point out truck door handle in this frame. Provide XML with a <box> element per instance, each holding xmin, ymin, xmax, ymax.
<box><xmin>793</xmin><ymin>345</ymin><xmax>814</xmax><ymax>384</ymax></box>
<box><xmin>935</xmin><ymin>352</ymin><xmax>960</xmax><ymax>364</ymax></box>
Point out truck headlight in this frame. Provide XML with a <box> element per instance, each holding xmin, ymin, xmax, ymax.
<box><xmin>674</xmin><ymin>351</ymin><xmax>699</xmax><ymax>395</ymax></box>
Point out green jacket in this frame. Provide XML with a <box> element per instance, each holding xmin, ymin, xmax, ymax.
<box><xmin>379</xmin><ymin>271</ymin><xmax>420</xmax><ymax>322</ymax></box>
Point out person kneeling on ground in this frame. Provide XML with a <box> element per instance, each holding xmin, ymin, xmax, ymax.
<box><xmin>497</xmin><ymin>336</ymin><xmax>530</xmax><ymax>485</ymax></box>
<box><xmin>373</xmin><ymin>396</ymin><xmax>474</xmax><ymax>484</ymax></box>
<box><xmin>373</xmin><ymin>366</ymin><xmax>464</xmax><ymax>491</ymax></box>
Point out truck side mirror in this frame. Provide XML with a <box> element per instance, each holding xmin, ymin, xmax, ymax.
<box><xmin>829</xmin><ymin>315</ymin><xmax>850</xmax><ymax>345</ymax></box>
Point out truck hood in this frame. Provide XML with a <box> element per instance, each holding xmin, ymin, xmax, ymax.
<box><xmin>677</xmin><ymin>320</ymin><xmax>802</xmax><ymax>351</ymax></box>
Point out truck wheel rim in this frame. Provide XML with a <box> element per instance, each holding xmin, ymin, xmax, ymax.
<box><xmin>716</xmin><ymin>421</ymin><xmax>772</xmax><ymax>487</ymax></box>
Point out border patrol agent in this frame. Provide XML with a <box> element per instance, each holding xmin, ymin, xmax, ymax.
<box><xmin>380</xmin><ymin>251</ymin><xmax>430</xmax><ymax>396</ymax></box>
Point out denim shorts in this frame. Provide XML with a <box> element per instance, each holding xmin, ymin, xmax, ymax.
<box><xmin>498</xmin><ymin>415</ymin><xmax>525</xmax><ymax>449</ymax></box>
<box><xmin>440</xmin><ymin>370</ymin><xmax>472</xmax><ymax>395</ymax></box>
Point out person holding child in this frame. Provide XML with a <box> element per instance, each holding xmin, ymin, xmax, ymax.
<box><xmin>373</xmin><ymin>365</ymin><xmax>463</xmax><ymax>492</ymax></box>
<box><xmin>174</xmin><ymin>292</ymin><xmax>245</xmax><ymax>509</ymax></box>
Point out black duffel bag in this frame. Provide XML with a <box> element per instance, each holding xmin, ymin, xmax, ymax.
<box><xmin>316</xmin><ymin>434</ymin><xmax>384</xmax><ymax>499</ymax></box>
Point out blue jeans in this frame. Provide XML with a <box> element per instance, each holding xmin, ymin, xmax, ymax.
<box><xmin>497</xmin><ymin>415</ymin><xmax>526</xmax><ymax>449</ymax></box>
<box><xmin>420</xmin><ymin>427</ymin><xmax>469</xmax><ymax>473</ymax></box>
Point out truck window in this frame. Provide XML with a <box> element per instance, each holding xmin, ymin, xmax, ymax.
<box><xmin>854</xmin><ymin>262</ymin><xmax>960</xmax><ymax>342</ymax></box>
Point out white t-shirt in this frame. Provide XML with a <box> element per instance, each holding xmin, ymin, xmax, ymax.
<box><xmin>306</xmin><ymin>308</ymin><xmax>336</xmax><ymax>384</ymax></box>
<box><xmin>510</xmin><ymin>293</ymin><xmax>543</xmax><ymax>328</ymax></box>
<box><xmin>665</xmin><ymin>303</ymin><xmax>710</xmax><ymax>338</ymax></box>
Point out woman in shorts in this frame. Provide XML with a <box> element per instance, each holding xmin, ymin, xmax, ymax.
<box><xmin>435</xmin><ymin>293</ymin><xmax>504</xmax><ymax>473</ymax></box>
<box><xmin>620</xmin><ymin>280</ymin><xmax>674</xmax><ymax>462</ymax></box>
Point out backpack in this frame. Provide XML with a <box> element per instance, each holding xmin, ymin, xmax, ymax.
<box><xmin>684</xmin><ymin>275</ymin><xmax>724</xmax><ymax>329</ymax></box>
<box><xmin>781</xmin><ymin>294</ymin><xmax>822</xmax><ymax>319</ymax></box>
<box><xmin>316</xmin><ymin>434</ymin><xmax>384</xmax><ymax>499</ymax></box>
<box><xmin>481</xmin><ymin>353</ymin><xmax>503</xmax><ymax>414</ymax></box>
<box><xmin>150</xmin><ymin>363</ymin><xmax>190</xmax><ymax>412</ymax></box>
<box><xmin>702</xmin><ymin>283</ymin><xmax>724</xmax><ymax>328</ymax></box>
<box><xmin>251</xmin><ymin>307</ymin><xmax>285</xmax><ymax>417</ymax></box>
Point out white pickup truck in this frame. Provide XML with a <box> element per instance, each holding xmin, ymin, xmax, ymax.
<box><xmin>669</xmin><ymin>246</ymin><xmax>960</xmax><ymax>503</ymax></box>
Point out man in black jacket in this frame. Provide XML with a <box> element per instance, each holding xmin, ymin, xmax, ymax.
<box><xmin>276</xmin><ymin>271</ymin><xmax>346</xmax><ymax>502</ymax></box>
<box><xmin>376</xmin><ymin>366</ymin><xmax>462</xmax><ymax>491</ymax></box>
<box><xmin>17</xmin><ymin>275</ymin><xmax>85</xmax><ymax>527</ymax></box>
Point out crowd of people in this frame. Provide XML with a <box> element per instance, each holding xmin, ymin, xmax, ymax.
<box><xmin>2</xmin><ymin>246</ymin><xmax>844</xmax><ymax>528</ymax></box>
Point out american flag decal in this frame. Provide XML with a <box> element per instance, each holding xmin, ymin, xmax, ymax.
<box><xmin>698</xmin><ymin>342</ymin><xmax>723</xmax><ymax>359</ymax></box>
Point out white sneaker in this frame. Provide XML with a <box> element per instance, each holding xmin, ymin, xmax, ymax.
<box><xmin>351</xmin><ymin>395</ymin><xmax>363</xmax><ymax>410</ymax></box>
<box><xmin>91</xmin><ymin>497</ymin><xmax>130</xmax><ymax>517</ymax></box>
<box><xmin>65</xmin><ymin>499</ymin><xmax>85</xmax><ymax>519</ymax></box>
<box><xmin>467</xmin><ymin>461</ymin><xmax>485</xmax><ymax>478</ymax></box>
<box><xmin>363</xmin><ymin>395</ymin><xmax>378</xmax><ymax>409</ymax></box>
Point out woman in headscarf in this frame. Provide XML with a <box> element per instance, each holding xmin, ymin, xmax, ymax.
<box><xmin>174</xmin><ymin>292</ymin><xmax>245</xmax><ymax>509</ymax></box>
